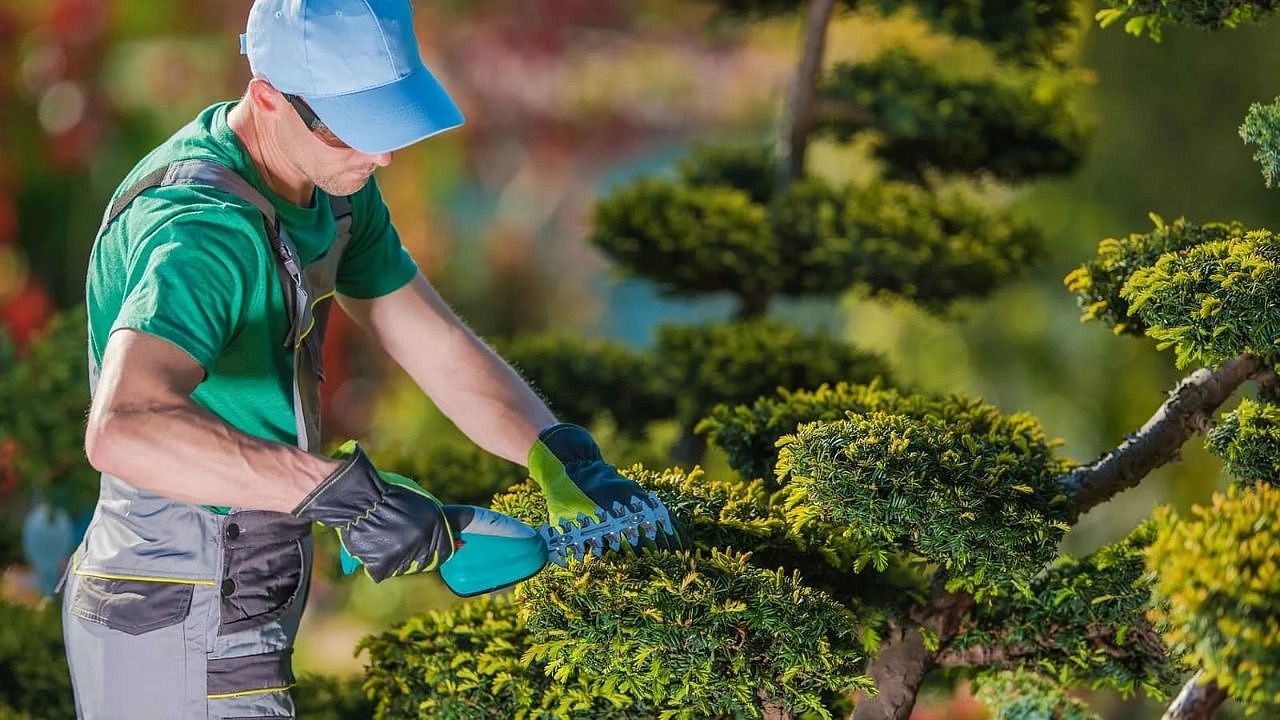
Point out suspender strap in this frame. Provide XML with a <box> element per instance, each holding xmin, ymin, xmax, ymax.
<box><xmin>330</xmin><ymin>194</ymin><xmax>352</xmax><ymax>220</ymax></box>
<box><xmin>98</xmin><ymin>159</ymin><xmax>340</xmax><ymax>352</ymax></box>
<box><xmin>102</xmin><ymin>159</ymin><xmax>279</xmax><ymax>231</ymax></box>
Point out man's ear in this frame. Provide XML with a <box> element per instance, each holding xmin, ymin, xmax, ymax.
<box><xmin>245</xmin><ymin>78</ymin><xmax>283</xmax><ymax>114</ymax></box>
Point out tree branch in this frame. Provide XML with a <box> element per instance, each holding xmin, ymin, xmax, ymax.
<box><xmin>1064</xmin><ymin>353</ymin><xmax>1265</xmax><ymax>520</ymax></box>
<box><xmin>935</xmin><ymin>620</ymin><xmax>1164</xmax><ymax>670</ymax></box>
<box><xmin>774</xmin><ymin>0</ymin><xmax>837</xmax><ymax>189</ymax></box>
<box><xmin>1162</xmin><ymin>671</ymin><xmax>1227</xmax><ymax>720</ymax></box>
<box><xmin>812</xmin><ymin>97</ymin><xmax>873</xmax><ymax>129</ymax></box>
<box><xmin>760</xmin><ymin>689</ymin><xmax>795</xmax><ymax>720</ymax></box>
<box><xmin>851</xmin><ymin>580</ymin><xmax>974</xmax><ymax>720</ymax></box>
<box><xmin>935</xmin><ymin>643</ymin><xmax>1029</xmax><ymax>668</ymax></box>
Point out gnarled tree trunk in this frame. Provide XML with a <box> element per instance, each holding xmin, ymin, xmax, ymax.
<box><xmin>1163</xmin><ymin>671</ymin><xmax>1226</xmax><ymax>720</ymax></box>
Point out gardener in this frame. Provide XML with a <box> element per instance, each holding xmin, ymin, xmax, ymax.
<box><xmin>59</xmin><ymin>1</ymin><xmax>680</xmax><ymax>718</ymax></box>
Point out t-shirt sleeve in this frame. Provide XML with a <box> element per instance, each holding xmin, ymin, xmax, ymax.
<box><xmin>112</xmin><ymin>206</ymin><xmax>265</xmax><ymax>372</ymax></box>
<box><xmin>336</xmin><ymin>176</ymin><xmax>420</xmax><ymax>299</ymax></box>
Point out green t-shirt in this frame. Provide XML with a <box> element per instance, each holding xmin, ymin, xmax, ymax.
<box><xmin>86</xmin><ymin>101</ymin><xmax>418</xmax><ymax>448</ymax></box>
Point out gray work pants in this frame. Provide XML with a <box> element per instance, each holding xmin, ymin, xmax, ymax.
<box><xmin>62</xmin><ymin>511</ymin><xmax>313</xmax><ymax>719</ymax></box>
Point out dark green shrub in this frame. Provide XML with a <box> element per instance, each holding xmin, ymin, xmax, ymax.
<box><xmin>0</xmin><ymin>600</ymin><xmax>74</xmax><ymax>720</ymax></box>
<box><xmin>589</xmin><ymin>177</ymin><xmax>777</xmax><ymax>307</ymax></box>
<box><xmin>837</xmin><ymin>181</ymin><xmax>1042</xmax><ymax>308</ymax></box>
<box><xmin>498</xmin><ymin>334</ymin><xmax>675</xmax><ymax>435</ymax></box>
<box><xmin>701</xmin><ymin>381</ymin><xmax>937</xmax><ymax>484</ymax></box>
<box><xmin>656</xmin><ymin>320</ymin><xmax>890</xmax><ymax>430</ymax></box>
<box><xmin>1096</xmin><ymin>0</ymin><xmax>1280</xmax><ymax>40</ymax></box>
<box><xmin>677</xmin><ymin>143</ymin><xmax>776</xmax><ymax>205</ymax></box>
<box><xmin>822</xmin><ymin>49</ymin><xmax>1087</xmax><ymax>181</ymax></box>
<box><xmin>0</xmin><ymin>306</ymin><xmax>98</xmax><ymax>518</ymax></box>
<box><xmin>294</xmin><ymin>674</ymin><xmax>376</xmax><ymax>720</ymax></box>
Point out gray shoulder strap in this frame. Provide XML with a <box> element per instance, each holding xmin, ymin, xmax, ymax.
<box><xmin>329</xmin><ymin>194</ymin><xmax>352</xmax><ymax>220</ymax></box>
<box><xmin>100</xmin><ymin>159</ymin><xmax>278</xmax><ymax>236</ymax></box>
<box><xmin>94</xmin><ymin>158</ymin><xmax>311</xmax><ymax>351</ymax></box>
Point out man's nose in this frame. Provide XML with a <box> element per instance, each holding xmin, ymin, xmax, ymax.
<box><xmin>369</xmin><ymin>151</ymin><xmax>393</xmax><ymax>167</ymax></box>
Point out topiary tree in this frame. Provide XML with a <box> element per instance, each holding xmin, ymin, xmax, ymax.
<box><xmin>500</xmin><ymin>0</ymin><xmax>1085</xmax><ymax>467</ymax></box>
<box><xmin>357</xmin><ymin>2</ymin><xmax>1280</xmax><ymax>719</ymax></box>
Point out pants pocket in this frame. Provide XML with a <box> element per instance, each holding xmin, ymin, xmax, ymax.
<box><xmin>218</xmin><ymin>513</ymin><xmax>311</xmax><ymax>636</ymax></box>
<box><xmin>69</xmin><ymin>575</ymin><xmax>195</xmax><ymax>635</ymax></box>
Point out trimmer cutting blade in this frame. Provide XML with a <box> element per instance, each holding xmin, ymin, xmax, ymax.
<box><xmin>538</xmin><ymin>491</ymin><xmax>675</xmax><ymax>566</ymax></box>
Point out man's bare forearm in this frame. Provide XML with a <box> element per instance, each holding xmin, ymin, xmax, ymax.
<box><xmin>86</xmin><ymin>396</ymin><xmax>340</xmax><ymax>512</ymax></box>
<box><xmin>416</xmin><ymin>325</ymin><xmax>557</xmax><ymax>464</ymax></box>
<box><xmin>341</xmin><ymin>274</ymin><xmax>557</xmax><ymax>466</ymax></box>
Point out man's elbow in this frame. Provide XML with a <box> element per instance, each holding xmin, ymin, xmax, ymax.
<box><xmin>84</xmin><ymin>404</ymin><xmax>128</xmax><ymax>476</ymax></box>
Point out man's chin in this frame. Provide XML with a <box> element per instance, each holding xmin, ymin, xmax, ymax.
<box><xmin>316</xmin><ymin>173</ymin><xmax>372</xmax><ymax>197</ymax></box>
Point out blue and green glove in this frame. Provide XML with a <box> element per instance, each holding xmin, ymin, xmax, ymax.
<box><xmin>295</xmin><ymin>441</ymin><xmax>547</xmax><ymax>596</ymax></box>
<box><xmin>528</xmin><ymin>422</ymin><xmax>685</xmax><ymax>550</ymax></box>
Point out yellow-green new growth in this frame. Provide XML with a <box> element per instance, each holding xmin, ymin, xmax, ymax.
<box><xmin>1148</xmin><ymin>483</ymin><xmax>1280</xmax><ymax>713</ymax></box>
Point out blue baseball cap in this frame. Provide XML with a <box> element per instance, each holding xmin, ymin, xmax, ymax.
<box><xmin>240</xmin><ymin>0</ymin><xmax>464</xmax><ymax>154</ymax></box>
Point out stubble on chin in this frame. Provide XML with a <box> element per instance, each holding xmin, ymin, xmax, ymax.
<box><xmin>313</xmin><ymin>171</ymin><xmax>373</xmax><ymax>197</ymax></box>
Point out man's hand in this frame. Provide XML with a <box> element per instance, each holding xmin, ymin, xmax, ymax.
<box><xmin>315</xmin><ymin>441</ymin><xmax>550</xmax><ymax>593</ymax></box>
<box><xmin>528</xmin><ymin>423</ymin><xmax>684</xmax><ymax>550</ymax></box>
<box><xmin>293</xmin><ymin>441</ymin><xmax>455</xmax><ymax>581</ymax></box>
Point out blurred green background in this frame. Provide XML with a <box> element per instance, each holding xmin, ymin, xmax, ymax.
<box><xmin>1</xmin><ymin>1</ymin><xmax>1278</xmax><ymax>717</ymax></box>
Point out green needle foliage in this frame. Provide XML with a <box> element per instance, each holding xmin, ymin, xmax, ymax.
<box><xmin>359</xmin><ymin>595</ymin><xmax>645</xmax><ymax>720</ymax></box>
<box><xmin>877</xmin><ymin>0</ymin><xmax>1077</xmax><ymax>64</ymax></box>
<box><xmin>770</xmin><ymin>176</ymin><xmax>1045</xmax><ymax>305</ymax></box>
<box><xmin>701</xmin><ymin>381</ymin><xmax>975</xmax><ymax>486</ymax></box>
<box><xmin>590</xmin><ymin>177</ymin><xmax>778</xmax><ymax>307</ymax></box>
<box><xmin>655</xmin><ymin>320</ymin><xmax>890</xmax><ymax>429</ymax></box>
<box><xmin>1064</xmin><ymin>215</ymin><xmax>1242</xmax><ymax>336</ymax></box>
<box><xmin>1206</xmin><ymin>398</ymin><xmax>1280</xmax><ymax>487</ymax></box>
<box><xmin>495</xmin><ymin>466</ymin><xmax>889</xmax><ymax>607</ymax></box>
<box><xmin>498</xmin><ymin>335</ymin><xmax>676</xmax><ymax>435</ymax></box>
<box><xmin>955</xmin><ymin>525</ymin><xmax>1180</xmax><ymax>697</ymax></box>
<box><xmin>829</xmin><ymin>180</ymin><xmax>1043</xmax><ymax>308</ymax></box>
<box><xmin>821</xmin><ymin>49</ymin><xmax>1088</xmax><ymax>182</ymax></box>
<box><xmin>972</xmin><ymin>669</ymin><xmax>1100</xmax><ymax>720</ymax></box>
<box><xmin>1122</xmin><ymin>230</ymin><xmax>1280</xmax><ymax>368</ymax></box>
<box><xmin>776</xmin><ymin>406</ymin><xmax>1073</xmax><ymax>596</ymax></box>
<box><xmin>485</xmin><ymin>473</ymin><xmax>879</xmax><ymax>719</ymax></box>
<box><xmin>1240</xmin><ymin>96</ymin><xmax>1280</xmax><ymax>189</ymax></box>
<box><xmin>358</xmin><ymin>0</ymin><xmax>1120</xmax><ymax>715</ymax></box>
<box><xmin>1148</xmin><ymin>483</ymin><xmax>1280</xmax><ymax>714</ymax></box>
<box><xmin>593</xmin><ymin>162</ymin><xmax>1044</xmax><ymax>312</ymax></box>
<box><xmin>518</xmin><ymin>549</ymin><xmax>872</xmax><ymax>720</ymax></box>
<box><xmin>713</xmin><ymin>0</ymin><xmax>1077</xmax><ymax>64</ymax></box>
<box><xmin>1096</xmin><ymin>0</ymin><xmax>1280</xmax><ymax>40</ymax></box>
<box><xmin>677</xmin><ymin>143</ymin><xmax>776</xmax><ymax>206</ymax></box>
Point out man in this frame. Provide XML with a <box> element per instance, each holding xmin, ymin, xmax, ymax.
<box><xmin>60</xmin><ymin>1</ymin><xmax>679</xmax><ymax>718</ymax></box>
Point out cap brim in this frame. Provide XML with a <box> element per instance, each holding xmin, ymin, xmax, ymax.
<box><xmin>305</xmin><ymin>64</ymin><xmax>464</xmax><ymax>154</ymax></box>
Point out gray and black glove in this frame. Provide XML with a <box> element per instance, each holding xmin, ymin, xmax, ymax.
<box><xmin>293</xmin><ymin>441</ymin><xmax>455</xmax><ymax>582</ymax></box>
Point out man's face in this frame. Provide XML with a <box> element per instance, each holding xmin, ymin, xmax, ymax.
<box><xmin>275</xmin><ymin>92</ymin><xmax>393</xmax><ymax>197</ymax></box>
